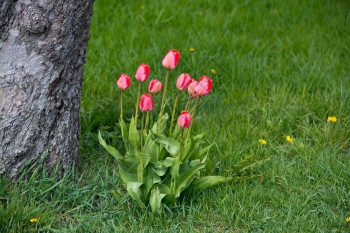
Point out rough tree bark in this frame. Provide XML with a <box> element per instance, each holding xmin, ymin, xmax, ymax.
<box><xmin>0</xmin><ymin>0</ymin><xmax>94</xmax><ymax>177</ymax></box>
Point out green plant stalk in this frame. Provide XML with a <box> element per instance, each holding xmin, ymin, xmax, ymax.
<box><xmin>185</xmin><ymin>97</ymin><xmax>200</xmax><ymax>146</ymax></box>
<box><xmin>172</xmin><ymin>129</ymin><xmax>184</xmax><ymax>194</ymax></box>
<box><xmin>185</xmin><ymin>94</ymin><xmax>192</xmax><ymax>110</ymax></box>
<box><xmin>145</xmin><ymin>112</ymin><xmax>150</xmax><ymax>133</ymax></box>
<box><xmin>169</xmin><ymin>90</ymin><xmax>181</xmax><ymax>137</ymax></box>
<box><xmin>149</xmin><ymin>93</ymin><xmax>154</xmax><ymax>129</ymax></box>
<box><xmin>140</xmin><ymin>112</ymin><xmax>145</xmax><ymax>183</ymax></box>
<box><xmin>135</xmin><ymin>82</ymin><xmax>141</xmax><ymax>120</ymax></box>
<box><xmin>150</xmin><ymin>109</ymin><xmax>154</xmax><ymax>128</ymax></box>
<box><xmin>141</xmin><ymin>112</ymin><xmax>145</xmax><ymax>153</ymax></box>
<box><xmin>120</xmin><ymin>90</ymin><xmax>123</xmax><ymax>120</ymax></box>
<box><xmin>158</xmin><ymin>69</ymin><xmax>170</xmax><ymax>134</ymax></box>
<box><xmin>179</xmin><ymin>129</ymin><xmax>184</xmax><ymax>160</ymax></box>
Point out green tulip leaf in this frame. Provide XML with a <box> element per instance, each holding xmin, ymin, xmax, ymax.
<box><xmin>157</xmin><ymin>183</ymin><xmax>175</xmax><ymax>207</ymax></box>
<box><xmin>181</xmin><ymin>140</ymin><xmax>194</xmax><ymax>162</ymax></box>
<box><xmin>188</xmin><ymin>138</ymin><xmax>205</xmax><ymax>161</ymax></box>
<box><xmin>150</xmin><ymin>186</ymin><xmax>166</xmax><ymax>215</ymax></box>
<box><xmin>143</xmin><ymin>167</ymin><xmax>161</xmax><ymax>198</ymax></box>
<box><xmin>199</xmin><ymin>143</ymin><xmax>213</xmax><ymax>157</ymax></box>
<box><xmin>191</xmin><ymin>176</ymin><xmax>233</xmax><ymax>191</ymax></box>
<box><xmin>173</xmin><ymin>157</ymin><xmax>207</xmax><ymax>197</ymax></box>
<box><xmin>226</xmin><ymin>156</ymin><xmax>271</xmax><ymax>175</ymax></box>
<box><xmin>170</xmin><ymin>124</ymin><xmax>182</xmax><ymax>139</ymax></box>
<box><xmin>120</xmin><ymin>118</ymin><xmax>129</xmax><ymax>152</ymax></box>
<box><xmin>143</xmin><ymin>134</ymin><xmax>156</xmax><ymax>164</ymax></box>
<box><xmin>157</xmin><ymin>183</ymin><xmax>171</xmax><ymax>194</ymax></box>
<box><xmin>137</xmin><ymin>163</ymin><xmax>144</xmax><ymax>183</ymax></box>
<box><xmin>204</xmin><ymin>156</ymin><xmax>214</xmax><ymax>175</ymax></box>
<box><xmin>156</xmin><ymin>157</ymin><xmax>174</xmax><ymax>169</ymax></box>
<box><xmin>118</xmin><ymin>157</ymin><xmax>139</xmax><ymax>184</ymax></box>
<box><xmin>170</xmin><ymin>155</ymin><xmax>181</xmax><ymax>180</ymax></box>
<box><xmin>156</xmin><ymin>135</ymin><xmax>180</xmax><ymax>156</ymax></box>
<box><xmin>152</xmin><ymin>113</ymin><xmax>169</xmax><ymax>135</ymax></box>
<box><xmin>127</xmin><ymin>182</ymin><xmax>146</xmax><ymax>208</ymax></box>
<box><xmin>98</xmin><ymin>131</ymin><xmax>123</xmax><ymax>161</ymax></box>
<box><xmin>129</xmin><ymin>117</ymin><xmax>139</xmax><ymax>150</ymax></box>
<box><xmin>118</xmin><ymin>164</ymin><xmax>138</xmax><ymax>184</ymax></box>
<box><xmin>193</xmin><ymin>133</ymin><xmax>205</xmax><ymax>141</ymax></box>
<box><xmin>151</xmin><ymin>163</ymin><xmax>168</xmax><ymax>176</ymax></box>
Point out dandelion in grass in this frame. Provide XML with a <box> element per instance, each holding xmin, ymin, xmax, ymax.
<box><xmin>29</xmin><ymin>218</ymin><xmax>39</xmax><ymax>223</ymax></box>
<box><xmin>346</xmin><ymin>217</ymin><xmax>350</xmax><ymax>223</ymax></box>
<box><xmin>327</xmin><ymin>116</ymin><xmax>337</xmax><ymax>123</ymax></box>
<box><xmin>286</xmin><ymin>135</ymin><xmax>293</xmax><ymax>143</ymax></box>
<box><xmin>259</xmin><ymin>139</ymin><xmax>267</xmax><ymax>145</ymax></box>
<box><xmin>140</xmin><ymin>5</ymin><xmax>144</xmax><ymax>10</ymax></box>
<box><xmin>189</xmin><ymin>47</ymin><xmax>195</xmax><ymax>53</ymax></box>
<box><xmin>210</xmin><ymin>68</ymin><xmax>217</xmax><ymax>74</ymax></box>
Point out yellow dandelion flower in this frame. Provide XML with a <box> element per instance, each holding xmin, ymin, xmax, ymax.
<box><xmin>286</xmin><ymin>135</ymin><xmax>293</xmax><ymax>143</ymax></box>
<box><xmin>346</xmin><ymin>217</ymin><xmax>350</xmax><ymax>223</ymax></box>
<box><xmin>140</xmin><ymin>5</ymin><xmax>145</xmax><ymax>10</ymax></box>
<box><xmin>210</xmin><ymin>68</ymin><xmax>217</xmax><ymax>74</ymax></box>
<box><xmin>273</xmin><ymin>9</ymin><xmax>278</xmax><ymax>15</ymax></box>
<box><xmin>258</xmin><ymin>139</ymin><xmax>267</xmax><ymax>145</ymax></box>
<box><xmin>30</xmin><ymin>218</ymin><xmax>39</xmax><ymax>223</ymax></box>
<box><xmin>189</xmin><ymin>47</ymin><xmax>195</xmax><ymax>53</ymax></box>
<box><xmin>327</xmin><ymin>116</ymin><xmax>337</xmax><ymax>123</ymax></box>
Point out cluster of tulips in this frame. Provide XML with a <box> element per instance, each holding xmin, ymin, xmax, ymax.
<box><xmin>98</xmin><ymin>49</ymin><xmax>231</xmax><ymax>215</ymax></box>
<box><xmin>115</xmin><ymin>49</ymin><xmax>212</xmax><ymax>135</ymax></box>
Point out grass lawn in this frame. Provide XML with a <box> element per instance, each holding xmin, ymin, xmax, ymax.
<box><xmin>1</xmin><ymin>0</ymin><xmax>350</xmax><ymax>232</ymax></box>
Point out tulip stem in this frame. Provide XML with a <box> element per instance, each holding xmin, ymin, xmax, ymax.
<box><xmin>141</xmin><ymin>112</ymin><xmax>145</xmax><ymax>153</ymax></box>
<box><xmin>185</xmin><ymin>94</ymin><xmax>192</xmax><ymax>110</ymax></box>
<box><xmin>179</xmin><ymin>130</ymin><xmax>184</xmax><ymax>160</ymax></box>
<box><xmin>145</xmin><ymin>112</ymin><xmax>150</xmax><ymax>130</ymax></box>
<box><xmin>185</xmin><ymin>97</ymin><xmax>200</xmax><ymax>146</ymax></box>
<box><xmin>169</xmin><ymin>90</ymin><xmax>180</xmax><ymax>137</ymax></box>
<box><xmin>172</xmin><ymin>129</ymin><xmax>184</xmax><ymax>194</ymax></box>
<box><xmin>120</xmin><ymin>90</ymin><xmax>123</xmax><ymax>120</ymax></box>
<box><xmin>135</xmin><ymin>82</ymin><xmax>141</xmax><ymax>120</ymax></box>
<box><xmin>138</xmin><ymin>112</ymin><xmax>145</xmax><ymax>184</ymax></box>
<box><xmin>158</xmin><ymin>69</ymin><xmax>170</xmax><ymax>134</ymax></box>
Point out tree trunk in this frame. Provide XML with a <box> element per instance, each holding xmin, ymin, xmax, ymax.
<box><xmin>0</xmin><ymin>0</ymin><xmax>94</xmax><ymax>177</ymax></box>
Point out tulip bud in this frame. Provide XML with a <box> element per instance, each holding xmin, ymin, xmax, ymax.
<box><xmin>135</xmin><ymin>63</ymin><xmax>150</xmax><ymax>82</ymax></box>
<box><xmin>162</xmin><ymin>49</ymin><xmax>180</xmax><ymax>69</ymax></box>
<box><xmin>195</xmin><ymin>76</ymin><xmax>213</xmax><ymax>96</ymax></box>
<box><xmin>148</xmin><ymin>79</ymin><xmax>162</xmax><ymax>94</ymax></box>
<box><xmin>177</xmin><ymin>111</ymin><xmax>191</xmax><ymax>129</ymax></box>
<box><xmin>176</xmin><ymin>73</ymin><xmax>192</xmax><ymax>91</ymax></box>
<box><xmin>116</xmin><ymin>73</ymin><xmax>131</xmax><ymax>90</ymax></box>
<box><xmin>139</xmin><ymin>93</ymin><xmax>153</xmax><ymax>112</ymax></box>
<box><xmin>187</xmin><ymin>79</ymin><xmax>199</xmax><ymax>98</ymax></box>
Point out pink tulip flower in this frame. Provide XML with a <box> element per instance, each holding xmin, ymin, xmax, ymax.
<box><xmin>187</xmin><ymin>79</ymin><xmax>199</xmax><ymax>98</ymax></box>
<box><xmin>162</xmin><ymin>49</ymin><xmax>180</xmax><ymax>69</ymax></box>
<box><xmin>148</xmin><ymin>79</ymin><xmax>162</xmax><ymax>94</ymax></box>
<box><xmin>195</xmin><ymin>76</ymin><xmax>213</xmax><ymax>96</ymax></box>
<box><xmin>135</xmin><ymin>63</ymin><xmax>150</xmax><ymax>82</ymax></box>
<box><xmin>116</xmin><ymin>73</ymin><xmax>131</xmax><ymax>90</ymax></box>
<box><xmin>177</xmin><ymin>111</ymin><xmax>191</xmax><ymax>129</ymax></box>
<box><xmin>176</xmin><ymin>73</ymin><xmax>192</xmax><ymax>91</ymax></box>
<box><xmin>139</xmin><ymin>93</ymin><xmax>153</xmax><ymax>112</ymax></box>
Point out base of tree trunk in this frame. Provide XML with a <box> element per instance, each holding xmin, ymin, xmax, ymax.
<box><xmin>0</xmin><ymin>0</ymin><xmax>94</xmax><ymax>177</ymax></box>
